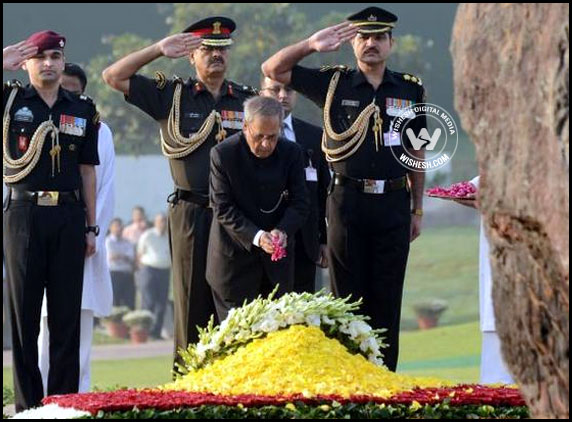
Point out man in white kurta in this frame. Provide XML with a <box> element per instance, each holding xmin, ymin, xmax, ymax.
<box><xmin>38</xmin><ymin>63</ymin><xmax>115</xmax><ymax>393</ymax></box>
<box><xmin>469</xmin><ymin>176</ymin><xmax>513</xmax><ymax>384</ymax></box>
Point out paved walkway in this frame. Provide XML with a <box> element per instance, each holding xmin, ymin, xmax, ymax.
<box><xmin>3</xmin><ymin>339</ymin><xmax>173</xmax><ymax>368</ymax></box>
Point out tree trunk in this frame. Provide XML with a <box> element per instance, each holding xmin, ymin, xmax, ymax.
<box><xmin>451</xmin><ymin>3</ymin><xmax>569</xmax><ymax>418</ymax></box>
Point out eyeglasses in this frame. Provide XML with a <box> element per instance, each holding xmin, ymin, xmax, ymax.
<box><xmin>261</xmin><ymin>86</ymin><xmax>295</xmax><ymax>96</ymax></box>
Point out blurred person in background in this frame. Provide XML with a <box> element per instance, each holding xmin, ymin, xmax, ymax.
<box><xmin>123</xmin><ymin>205</ymin><xmax>149</xmax><ymax>246</ymax></box>
<box><xmin>137</xmin><ymin>213</ymin><xmax>171</xmax><ymax>339</ymax></box>
<box><xmin>106</xmin><ymin>218</ymin><xmax>136</xmax><ymax>310</ymax></box>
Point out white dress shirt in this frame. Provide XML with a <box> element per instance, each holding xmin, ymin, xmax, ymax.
<box><xmin>137</xmin><ymin>228</ymin><xmax>171</xmax><ymax>269</ymax></box>
<box><xmin>106</xmin><ymin>235</ymin><xmax>135</xmax><ymax>273</ymax></box>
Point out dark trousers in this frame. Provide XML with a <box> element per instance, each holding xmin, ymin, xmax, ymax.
<box><xmin>327</xmin><ymin>185</ymin><xmax>411</xmax><ymax>371</ymax></box>
<box><xmin>139</xmin><ymin>265</ymin><xmax>170</xmax><ymax>338</ymax></box>
<box><xmin>168</xmin><ymin>200</ymin><xmax>217</xmax><ymax>373</ymax></box>
<box><xmin>211</xmin><ymin>247</ymin><xmax>295</xmax><ymax>322</ymax></box>
<box><xmin>3</xmin><ymin>200</ymin><xmax>85</xmax><ymax>412</ymax></box>
<box><xmin>292</xmin><ymin>232</ymin><xmax>317</xmax><ymax>294</ymax></box>
<box><xmin>110</xmin><ymin>271</ymin><xmax>135</xmax><ymax>310</ymax></box>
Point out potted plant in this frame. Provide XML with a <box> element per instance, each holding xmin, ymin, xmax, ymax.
<box><xmin>413</xmin><ymin>299</ymin><xmax>448</xmax><ymax>330</ymax></box>
<box><xmin>123</xmin><ymin>310</ymin><xmax>155</xmax><ymax>344</ymax></box>
<box><xmin>101</xmin><ymin>306</ymin><xmax>130</xmax><ymax>339</ymax></box>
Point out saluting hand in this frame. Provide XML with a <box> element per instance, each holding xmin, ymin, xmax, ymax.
<box><xmin>308</xmin><ymin>22</ymin><xmax>358</xmax><ymax>53</ymax></box>
<box><xmin>158</xmin><ymin>33</ymin><xmax>203</xmax><ymax>59</ymax></box>
<box><xmin>3</xmin><ymin>41</ymin><xmax>38</xmax><ymax>71</ymax></box>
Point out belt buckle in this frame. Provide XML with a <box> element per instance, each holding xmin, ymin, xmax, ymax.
<box><xmin>363</xmin><ymin>179</ymin><xmax>386</xmax><ymax>194</ymax></box>
<box><xmin>37</xmin><ymin>191</ymin><xmax>59</xmax><ymax>206</ymax></box>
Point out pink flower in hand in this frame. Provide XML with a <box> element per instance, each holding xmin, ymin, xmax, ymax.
<box><xmin>271</xmin><ymin>235</ymin><xmax>287</xmax><ymax>262</ymax></box>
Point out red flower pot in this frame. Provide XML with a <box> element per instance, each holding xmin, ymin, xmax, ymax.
<box><xmin>417</xmin><ymin>315</ymin><xmax>439</xmax><ymax>330</ymax></box>
<box><xmin>105</xmin><ymin>321</ymin><xmax>130</xmax><ymax>339</ymax></box>
<box><xmin>130</xmin><ymin>327</ymin><xmax>150</xmax><ymax>344</ymax></box>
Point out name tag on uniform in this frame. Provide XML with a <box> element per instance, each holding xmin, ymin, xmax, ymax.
<box><xmin>386</xmin><ymin>98</ymin><xmax>415</xmax><ymax>118</ymax></box>
<box><xmin>383</xmin><ymin>131</ymin><xmax>401</xmax><ymax>147</ymax></box>
<box><xmin>221</xmin><ymin>110</ymin><xmax>244</xmax><ymax>130</ymax></box>
<box><xmin>305</xmin><ymin>166</ymin><xmax>318</xmax><ymax>182</ymax></box>
<box><xmin>341</xmin><ymin>99</ymin><xmax>360</xmax><ymax>107</ymax></box>
<box><xmin>59</xmin><ymin>115</ymin><xmax>86</xmax><ymax>137</ymax></box>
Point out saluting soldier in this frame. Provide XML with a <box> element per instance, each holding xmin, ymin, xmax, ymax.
<box><xmin>263</xmin><ymin>7</ymin><xmax>427</xmax><ymax>371</ymax></box>
<box><xmin>3</xmin><ymin>31</ymin><xmax>99</xmax><ymax>411</ymax></box>
<box><xmin>102</xmin><ymin>17</ymin><xmax>257</xmax><ymax>374</ymax></box>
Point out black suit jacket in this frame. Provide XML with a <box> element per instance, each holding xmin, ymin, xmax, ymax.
<box><xmin>291</xmin><ymin>117</ymin><xmax>331</xmax><ymax>262</ymax></box>
<box><xmin>206</xmin><ymin>132</ymin><xmax>309</xmax><ymax>295</ymax></box>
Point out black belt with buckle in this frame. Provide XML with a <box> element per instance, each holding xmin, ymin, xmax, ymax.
<box><xmin>168</xmin><ymin>189</ymin><xmax>209</xmax><ymax>207</ymax></box>
<box><xmin>10</xmin><ymin>189</ymin><xmax>81</xmax><ymax>206</ymax></box>
<box><xmin>333</xmin><ymin>173</ymin><xmax>407</xmax><ymax>194</ymax></box>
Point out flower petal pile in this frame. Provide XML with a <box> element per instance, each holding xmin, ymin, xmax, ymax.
<box><xmin>167</xmin><ymin>325</ymin><xmax>446</xmax><ymax>397</ymax></box>
<box><xmin>426</xmin><ymin>181</ymin><xmax>477</xmax><ymax>198</ymax></box>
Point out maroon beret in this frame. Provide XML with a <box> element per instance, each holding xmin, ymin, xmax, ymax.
<box><xmin>26</xmin><ymin>30</ymin><xmax>66</xmax><ymax>53</ymax></box>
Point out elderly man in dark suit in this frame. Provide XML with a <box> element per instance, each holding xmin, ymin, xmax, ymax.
<box><xmin>207</xmin><ymin>96</ymin><xmax>309</xmax><ymax>321</ymax></box>
<box><xmin>260</xmin><ymin>76</ymin><xmax>331</xmax><ymax>293</ymax></box>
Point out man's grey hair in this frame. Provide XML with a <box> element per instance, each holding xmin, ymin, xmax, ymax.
<box><xmin>243</xmin><ymin>96</ymin><xmax>284</xmax><ymax>123</ymax></box>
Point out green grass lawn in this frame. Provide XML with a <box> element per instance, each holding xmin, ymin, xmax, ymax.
<box><xmin>401</xmin><ymin>226</ymin><xmax>479</xmax><ymax>330</ymax></box>
<box><xmin>398</xmin><ymin>321</ymin><xmax>480</xmax><ymax>383</ymax></box>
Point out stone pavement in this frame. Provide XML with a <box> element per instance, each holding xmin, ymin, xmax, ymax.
<box><xmin>3</xmin><ymin>339</ymin><xmax>173</xmax><ymax>368</ymax></box>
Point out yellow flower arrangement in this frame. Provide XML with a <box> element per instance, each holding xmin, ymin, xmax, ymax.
<box><xmin>164</xmin><ymin>325</ymin><xmax>448</xmax><ymax>398</ymax></box>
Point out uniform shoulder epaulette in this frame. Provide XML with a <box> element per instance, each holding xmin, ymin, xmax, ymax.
<box><xmin>172</xmin><ymin>75</ymin><xmax>184</xmax><ymax>85</ymax></box>
<box><xmin>79</xmin><ymin>94</ymin><xmax>96</xmax><ymax>105</ymax></box>
<box><xmin>154</xmin><ymin>71</ymin><xmax>167</xmax><ymax>90</ymax></box>
<box><xmin>4</xmin><ymin>79</ymin><xmax>22</xmax><ymax>90</ymax></box>
<box><xmin>231</xmin><ymin>82</ymin><xmax>258</xmax><ymax>96</ymax></box>
<box><xmin>320</xmin><ymin>64</ymin><xmax>350</xmax><ymax>74</ymax></box>
<box><xmin>401</xmin><ymin>73</ymin><xmax>423</xmax><ymax>86</ymax></box>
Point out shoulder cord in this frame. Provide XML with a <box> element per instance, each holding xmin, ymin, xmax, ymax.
<box><xmin>321</xmin><ymin>71</ymin><xmax>383</xmax><ymax>162</ymax></box>
<box><xmin>3</xmin><ymin>87</ymin><xmax>61</xmax><ymax>183</ymax></box>
<box><xmin>161</xmin><ymin>81</ymin><xmax>227</xmax><ymax>159</ymax></box>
